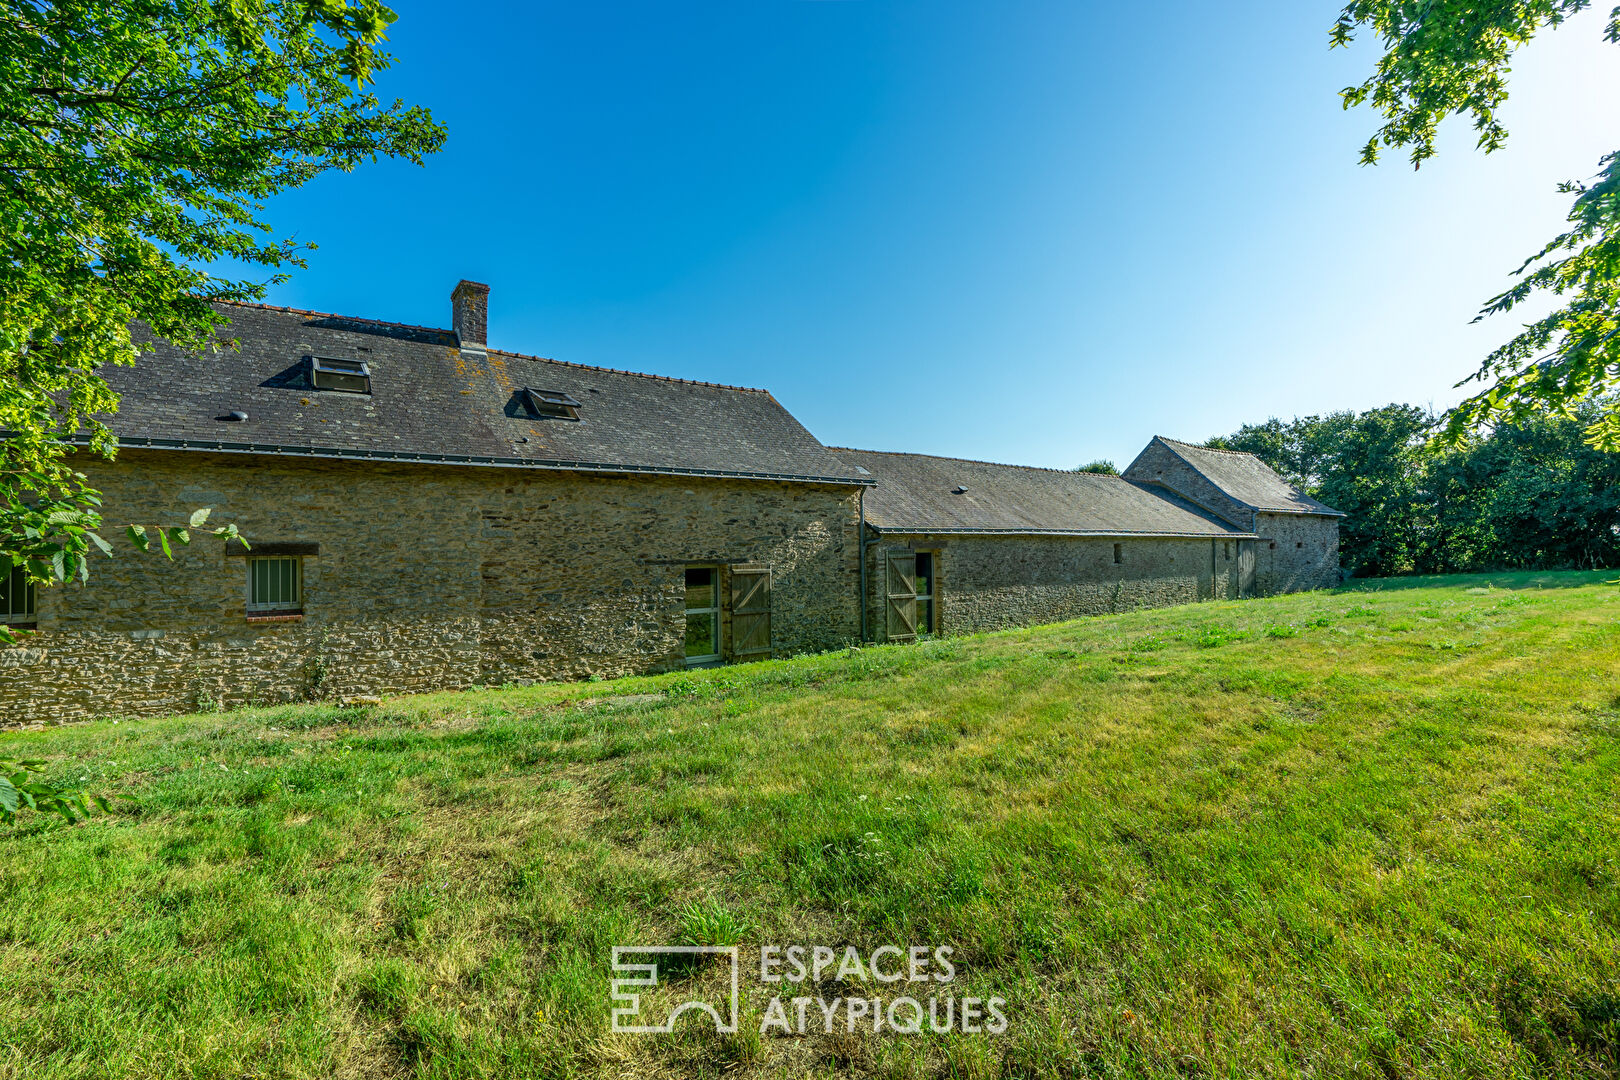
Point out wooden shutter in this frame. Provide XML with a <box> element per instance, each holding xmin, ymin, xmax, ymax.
<box><xmin>730</xmin><ymin>566</ymin><xmax>773</xmax><ymax>659</ymax></box>
<box><xmin>885</xmin><ymin>551</ymin><xmax>918</xmax><ymax>643</ymax></box>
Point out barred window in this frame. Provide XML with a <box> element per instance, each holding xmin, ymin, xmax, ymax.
<box><xmin>1</xmin><ymin>564</ymin><xmax>35</xmax><ymax>625</ymax></box>
<box><xmin>248</xmin><ymin>557</ymin><xmax>302</xmax><ymax>614</ymax></box>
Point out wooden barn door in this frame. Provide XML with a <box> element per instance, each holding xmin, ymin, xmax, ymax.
<box><xmin>885</xmin><ymin>551</ymin><xmax>918</xmax><ymax>642</ymax></box>
<box><xmin>1238</xmin><ymin>542</ymin><xmax>1258</xmax><ymax>598</ymax></box>
<box><xmin>1255</xmin><ymin>540</ymin><xmax>1275</xmax><ymax>597</ymax></box>
<box><xmin>730</xmin><ymin>566</ymin><xmax>773</xmax><ymax>659</ymax></box>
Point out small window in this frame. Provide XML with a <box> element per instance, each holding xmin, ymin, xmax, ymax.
<box><xmin>248</xmin><ymin>556</ymin><xmax>302</xmax><ymax>615</ymax></box>
<box><xmin>518</xmin><ymin>388</ymin><xmax>582</xmax><ymax>420</ymax></box>
<box><xmin>1</xmin><ymin>564</ymin><xmax>36</xmax><ymax>625</ymax></box>
<box><xmin>1269</xmin><ymin>542</ymin><xmax>1276</xmax><ymax>549</ymax></box>
<box><xmin>1296</xmin><ymin>542</ymin><xmax>1304</xmax><ymax>549</ymax></box>
<box><xmin>915</xmin><ymin>551</ymin><xmax>936</xmax><ymax>634</ymax></box>
<box><xmin>684</xmin><ymin>566</ymin><xmax>720</xmax><ymax>665</ymax></box>
<box><xmin>311</xmin><ymin>356</ymin><xmax>371</xmax><ymax>394</ymax></box>
<box><xmin>1113</xmin><ymin>543</ymin><xmax>1123</xmax><ymax>565</ymax></box>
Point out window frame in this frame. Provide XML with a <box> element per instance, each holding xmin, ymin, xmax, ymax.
<box><xmin>683</xmin><ymin>565</ymin><xmax>722</xmax><ymax>666</ymax></box>
<box><xmin>310</xmin><ymin>355</ymin><xmax>371</xmax><ymax>394</ymax></box>
<box><xmin>1</xmin><ymin>564</ymin><xmax>36</xmax><ymax>626</ymax></box>
<box><xmin>246</xmin><ymin>555</ymin><xmax>304</xmax><ymax>617</ymax></box>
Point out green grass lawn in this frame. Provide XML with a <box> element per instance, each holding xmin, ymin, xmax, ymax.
<box><xmin>2</xmin><ymin>571</ymin><xmax>1618</xmax><ymax>1079</ymax></box>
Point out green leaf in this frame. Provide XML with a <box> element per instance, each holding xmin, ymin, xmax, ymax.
<box><xmin>0</xmin><ymin>0</ymin><xmax>439</xmax><ymax>600</ymax></box>
<box><xmin>158</xmin><ymin>529</ymin><xmax>172</xmax><ymax>559</ymax></box>
<box><xmin>0</xmin><ymin>775</ymin><xmax>18</xmax><ymax>815</ymax></box>
<box><xmin>87</xmin><ymin>531</ymin><xmax>114</xmax><ymax>556</ymax></box>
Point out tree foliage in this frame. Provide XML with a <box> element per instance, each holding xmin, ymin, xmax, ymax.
<box><xmin>0</xmin><ymin>753</ymin><xmax>106</xmax><ymax>824</ymax></box>
<box><xmin>0</xmin><ymin>0</ymin><xmax>440</xmax><ymax>816</ymax></box>
<box><xmin>1333</xmin><ymin>2</ymin><xmax>1620</xmax><ymax>449</ymax></box>
<box><xmin>0</xmin><ymin>0</ymin><xmax>441</xmax><ymax>595</ymax></box>
<box><xmin>1212</xmin><ymin>401</ymin><xmax>1620</xmax><ymax>575</ymax></box>
<box><xmin>1074</xmin><ymin>459</ymin><xmax>1119</xmax><ymax>475</ymax></box>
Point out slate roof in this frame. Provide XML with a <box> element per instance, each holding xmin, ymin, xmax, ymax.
<box><xmin>833</xmin><ymin>449</ymin><xmax>1255</xmax><ymax>537</ymax></box>
<box><xmin>100</xmin><ymin>303</ymin><xmax>869</xmax><ymax>486</ymax></box>
<box><xmin>1150</xmin><ymin>437</ymin><xmax>1345</xmax><ymax>516</ymax></box>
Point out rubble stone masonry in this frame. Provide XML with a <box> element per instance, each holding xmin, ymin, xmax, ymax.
<box><xmin>1251</xmin><ymin>511</ymin><xmax>1341</xmax><ymax>594</ymax></box>
<box><xmin>1</xmin><ymin>451</ymin><xmax>862</xmax><ymax>724</ymax></box>
<box><xmin>864</xmin><ymin>533</ymin><xmax>1248</xmax><ymax>641</ymax></box>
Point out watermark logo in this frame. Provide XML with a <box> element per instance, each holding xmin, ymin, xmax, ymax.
<box><xmin>609</xmin><ymin>944</ymin><xmax>1006</xmax><ymax>1036</ymax></box>
<box><xmin>610</xmin><ymin>946</ymin><xmax>740</xmax><ymax>1034</ymax></box>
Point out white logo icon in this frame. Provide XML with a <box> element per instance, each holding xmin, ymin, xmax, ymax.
<box><xmin>610</xmin><ymin>946</ymin><xmax>740</xmax><ymax>1034</ymax></box>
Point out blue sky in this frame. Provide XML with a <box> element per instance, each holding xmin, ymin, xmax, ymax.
<box><xmin>254</xmin><ymin>1</ymin><xmax>1620</xmax><ymax>469</ymax></box>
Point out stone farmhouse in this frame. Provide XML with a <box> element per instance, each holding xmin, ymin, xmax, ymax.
<box><xmin>0</xmin><ymin>283</ymin><xmax>1341</xmax><ymax>722</ymax></box>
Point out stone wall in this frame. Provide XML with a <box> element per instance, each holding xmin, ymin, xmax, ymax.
<box><xmin>1252</xmin><ymin>512</ymin><xmax>1341</xmax><ymax>594</ymax></box>
<box><xmin>863</xmin><ymin>533</ymin><xmax>1245</xmax><ymax>641</ymax></box>
<box><xmin>1</xmin><ymin>451</ymin><xmax>862</xmax><ymax>724</ymax></box>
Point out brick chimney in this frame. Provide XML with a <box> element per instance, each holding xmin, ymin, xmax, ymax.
<box><xmin>451</xmin><ymin>279</ymin><xmax>490</xmax><ymax>355</ymax></box>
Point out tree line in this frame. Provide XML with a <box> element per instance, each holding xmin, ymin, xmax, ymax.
<box><xmin>1208</xmin><ymin>402</ymin><xmax>1620</xmax><ymax>577</ymax></box>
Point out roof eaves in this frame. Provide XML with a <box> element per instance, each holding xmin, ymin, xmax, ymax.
<box><xmin>867</xmin><ymin>525</ymin><xmax>1258</xmax><ymax>539</ymax></box>
<box><xmin>93</xmin><ymin>436</ymin><xmax>875</xmax><ymax>487</ymax></box>
<box><xmin>1252</xmin><ymin>505</ymin><xmax>1348</xmax><ymax>518</ymax></box>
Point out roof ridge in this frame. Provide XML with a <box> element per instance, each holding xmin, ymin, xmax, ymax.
<box><xmin>1156</xmin><ymin>435</ymin><xmax>1257</xmax><ymax>458</ymax></box>
<box><xmin>220</xmin><ymin>299</ymin><xmax>772</xmax><ymax>395</ymax></box>
<box><xmin>831</xmin><ymin>446</ymin><xmax>1128</xmax><ymax>478</ymax></box>
<box><xmin>488</xmin><ymin>347</ymin><xmax>771</xmax><ymax>396</ymax></box>
<box><xmin>221</xmin><ymin>299</ymin><xmax>453</xmax><ymax>338</ymax></box>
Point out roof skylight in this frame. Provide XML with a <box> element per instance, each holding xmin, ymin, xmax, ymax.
<box><xmin>310</xmin><ymin>356</ymin><xmax>371</xmax><ymax>394</ymax></box>
<box><xmin>519</xmin><ymin>388</ymin><xmax>582</xmax><ymax>421</ymax></box>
